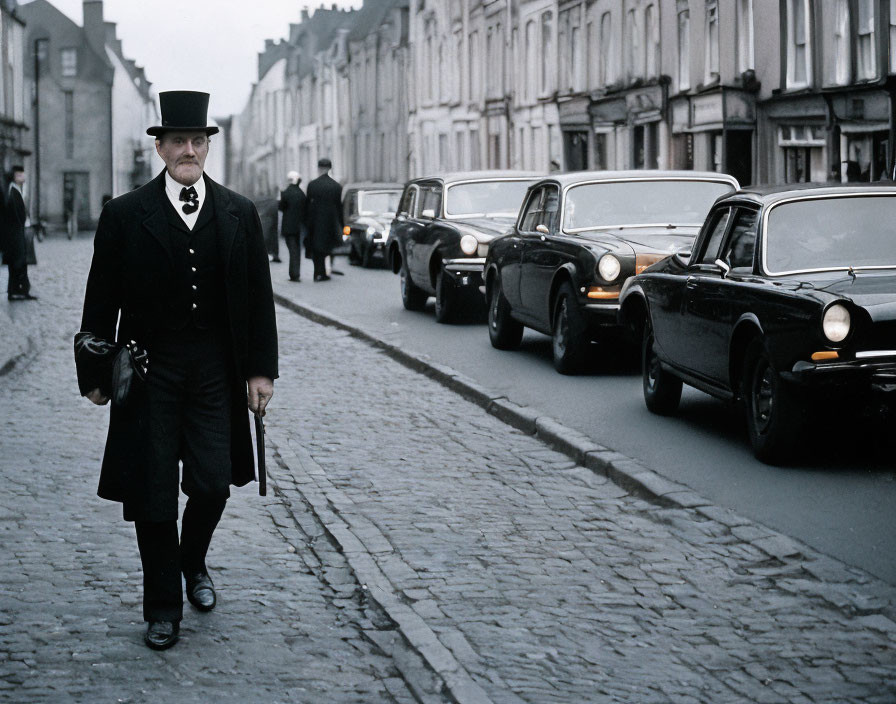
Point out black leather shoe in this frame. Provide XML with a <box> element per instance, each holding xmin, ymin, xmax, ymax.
<box><xmin>185</xmin><ymin>572</ymin><xmax>216</xmax><ymax>611</ymax></box>
<box><xmin>144</xmin><ymin>620</ymin><xmax>179</xmax><ymax>650</ymax></box>
<box><xmin>8</xmin><ymin>293</ymin><xmax>37</xmax><ymax>301</ymax></box>
<box><xmin>313</xmin><ymin>274</ymin><xmax>331</xmax><ymax>282</ymax></box>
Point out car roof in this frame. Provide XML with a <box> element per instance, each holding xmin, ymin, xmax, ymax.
<box><xmin>344</xmin><ymin>182</ymin><xmax>404</xmax><ymax>191</ymax></box>
<box><xmin>536</xmin><ymin>169</ymin><xmax>740</xmax><ymax>188</ymax></box>
<box><xmin>715</xmin><ymin>181</ymin><xmax>896</xmax><ymax>206</ymax></box>
<box><xmin>410</xmin><ymin>170</ymin><xmax>544</xmax><ymax>185</ymax></box>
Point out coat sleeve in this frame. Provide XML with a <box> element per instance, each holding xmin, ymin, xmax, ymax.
<box><xmin>245</xmin><ymin>202</ymin><xmax>279</xmax><ymax>381</ymax></box>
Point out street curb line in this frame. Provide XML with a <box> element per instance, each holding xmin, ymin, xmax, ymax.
<box><xmin>271</xmin><ymin>435</ymin><xmax>496</xmax><ymax>704</ymax></box>
<box><xmin>273</xmin><ymin>292</ymin><xmax>700</xmax><ymax>510</ymax></box>
<box><xmin>273</xmin><ymin>291</ymin><xmax>896</xmax><ymax>621</ymax></box>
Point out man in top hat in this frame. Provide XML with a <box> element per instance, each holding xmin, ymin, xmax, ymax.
<box><xmin>4</xmin><ymin>165</ymin><xmax>36</xmax><ymax>301</ymax></box>
<box><xmin>278</xmin><ymin>170</ymin><xmax>306</xmax><ymax>282</ymax></box>
<box><xmin>76</xmin><ymin>90</ymin><xmax>278</xmax><ymax>650</ymax></box>
<box><xmin>304</xmin><ymin>157</ymin><xmax>344</xmax><ymax>281</ymax></box>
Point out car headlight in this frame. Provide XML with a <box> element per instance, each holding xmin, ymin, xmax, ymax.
<box><xmin>460</xmin><ymin>234</ymin><xmax>478</xmax><ymax>256</ymax></box>
<box><xmin>822</xmin><ymin>303</ymin><xmax>851</xmax><ymax>343</ymax></box>
<box><xmin>598</xmin><ymin>254</ymin><xmax>621</xmax><ymax>283</ymax></box>
<box><xmin>366</xmin><ymin>226</ymin><xmax>376</xmax><ymax>238</ymax></box>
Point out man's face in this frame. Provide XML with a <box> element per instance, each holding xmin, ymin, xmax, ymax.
<box><xmin>155</xmin><ymin>131</ymin><xmax>209</xmax><ymax>186</ymax></box>
<box><xmin>13</xmin><ymin>170</ymin><xmax>25</xmax><ymax>186</ymax></box>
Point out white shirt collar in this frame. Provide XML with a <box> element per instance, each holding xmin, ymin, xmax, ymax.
<box><xmin>164</xmin><ymin>170</ymin><xmax>206</xmax><ymax>229</ymax></box>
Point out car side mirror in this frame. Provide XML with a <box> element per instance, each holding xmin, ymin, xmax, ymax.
<box><xmin>535</xmin><ymin>224</ymin><xmax>550</xmax><ymax>235</ymax></box>
<box><xmin>714</xmin><ymin>258</ymin><xmax>731</xmax><ymax>278</ymax></box>
<box><xmin>421</xmin><ymin>208</ymin><xmax>435</xmax><ymax>219</ymax></box>
<box><xmin>671</xmin><ymin>248</ymin><xmax>692</xmax><ymax>267</ymax></box>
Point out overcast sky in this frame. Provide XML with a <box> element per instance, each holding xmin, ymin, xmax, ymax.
<box><xmin>22</xmin><ymin>0</ymin><xmax>361</xmax><ymax>116</ymax></box>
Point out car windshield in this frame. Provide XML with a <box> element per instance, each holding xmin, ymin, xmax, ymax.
<box><xmin>562</xmin><ymin>180</ymin><xmax>735</xmax><ymax>231</ymax></box>
<box><xmin>359</xmin><ymin>191</ymin><xmax>401</xmax><ymax>215</ymax></box>
<box><xmin>444</xmin><ymin>180</ymin><xmax>533</xmax><ymax>217</ymax></box>
<box><xmin>764</xmin><ymin>194</ymin><xmax>896</xmax><ymax>274</ymax></box>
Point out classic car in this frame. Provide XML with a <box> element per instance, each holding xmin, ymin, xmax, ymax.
<box><xmin>389</xmin><ymin>171</ymin><xmax>542</xmax><ymax>322</ymax></box>
<box><xmin>343</xmin><ymin>182</ymin><xmax>403</xmax><ymax>267</ymax></box>
<box><xmin>618</xmin><ymin>183</ymin><xmax>896</xmax><ymax>463</ymax></box>
<box><xmin>484</xmin><ymin>171</ymin><xmax>739</xmax><ymax>373</ymax></box>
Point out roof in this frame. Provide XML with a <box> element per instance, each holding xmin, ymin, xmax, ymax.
<box><xmin>719</xmin><ymin>181</ymin><xmax>896</xmax><ymax>206</ymax></box>
<box><xmin>348</xmin><ymin>0</ymin><xmax>406</xmax><ymax>42</ymax></box>
<box><xmin>412</xmin><ymin>170</ymin><xmax>544</xmax><ymax>185</ymax></box>
<box><xmin>539</xmin><ymin>170</ymin><xmax>740</xmax><ymax>188</ymax></box>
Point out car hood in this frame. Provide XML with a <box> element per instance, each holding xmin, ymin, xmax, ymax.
<box><xmin>450</xmin><ymin>216</ymin><xmax>517</xmax><ymax>241</ymax></box>
<box><xmin>574</xmin><ymin>225</ymin><xmax>701</xmax><ymax>255</ymax></box>
<box><xmin>812</xmin><ymin>272</ymin><xmax>896</xmax><ymax>322</ymax></box>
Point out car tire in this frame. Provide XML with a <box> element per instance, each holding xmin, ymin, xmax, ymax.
<box><xmin>488</xmin><ymin>275</ymin><xmax>523</xmax><ymax>349</ymax></box>
<box><xmin>434</xmin><ymin>268</ymin><xmax>456</xmax><ymax>323</ymax></box>
<box><xmin>400</xmin><ymin>260</ymin><xmax>428</xmax><ymax>311</ymax></box>
<box><xmin>551</xmin><ymin>282</ymin><xmax>589</xmax><ymax>374</ymax></box>
<box><xmin>743</xmin><ymin>339</ymin><xmax>803</xmax><ymax>464</ymax></box>
<box><xmin>642</xmin><ymin>318</ymin><xmax>682</xmax><ymax>415</ymax></box>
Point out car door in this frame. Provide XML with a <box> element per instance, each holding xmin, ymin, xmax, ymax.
<box><xmin>409</xmin><ymin>182</ymin><xmax>443</xmax><ymax>287</ymax></box>
<box><xmin>394</xmin><ymin>183</ymin><xmax>423</xmax><ymax>272</ymax></box>
<box><xmin>682</xmin><ymin>206</ymin><xmax>761</xmax><ymax>385</ymax></box>
<box><xmin>650</xmin><ymin>206</ymin><xmax>732</xmax><ymax>371</ymax></box>
<box><xmin>520</xmin><ymin>185</ymin><xmax>561</xmax><ymax>328</ymax></box>
<box><xmin>501</xmin><ymin>187</ymin><xmax>543</xmax><ymax>309</ymax></box>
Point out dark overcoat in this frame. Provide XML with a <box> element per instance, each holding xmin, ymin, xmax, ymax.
<box><xmin>304</xmin><ymin>173</ymin><xmax>343</xmax><ymax>255</ymax></box>
<box><xmin>278</xmin><ymin>183</ymin><xmax>306</xmax><ymax>237</ymax></box>
<box><xmin>78</xmin><ymin>170</ymin><xmax>278</xmax><ymax>508</ymax></box>
<box><xmin>2</xmin><ymin>184</ymin><xmax>26</xmax><ymax>268</ymax></box>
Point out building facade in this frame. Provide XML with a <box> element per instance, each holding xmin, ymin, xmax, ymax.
<box><xmin>0</xmin><ymin>0</ymin><xmax>28</xmax><ymax>186</ymax></box>
<box><xmin>19</xmin><ymin>0</ymin><xmax>155</xmax><ymax>229</ymax></box>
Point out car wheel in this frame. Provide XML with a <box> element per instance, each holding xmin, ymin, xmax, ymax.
<box><xmin>551</xmin><ymin>282</ymin><xmax>589</xmax><ymax>374</ymax></box>
<box><xmin>642</xmin><ymin>318</ymin><xmax>682</xmax><ymax>415</ymax></box>
<box><xmin>488</xmin><ymin>275</ymin><xmax>523</xmax><ymax>350</ymax></box>
<box><xmin>435</xmin><ymin>268</ymin><xmax>456</xmax><ymax>323</ymax></box>
<box><xmin>361</xmin><ymin>243</ymin><xmax>374</xmax><ymax>268</ymax></box>
<box><xmin>743</xmin><ymin>339</ymin><xmax>803</xmax><ymax>464</ymax></box>
<box><xmin>400</xmin><ymin>260</ymin><xmax>428</xmax><ymax>311</ymax></box>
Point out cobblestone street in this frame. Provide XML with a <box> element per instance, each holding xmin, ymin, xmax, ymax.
<box><xmin>1</xmin><ymin>239</ymin><xmax>895</xmax><ymax>703</ymax></box>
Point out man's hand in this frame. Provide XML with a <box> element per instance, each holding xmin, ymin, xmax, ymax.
<box><xmin>248</xmin><ymin>376</ymin><xmax>274</xmax><ymax>417</ymax></box>
<box><xmin>86</xmin><ymin>388</ymin><xmax>109</xmax><ymax>405</ymax></box>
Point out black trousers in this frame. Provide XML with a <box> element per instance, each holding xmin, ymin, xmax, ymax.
<box><xmin>135</xmin><ymin>496</ymin><xmax>226</xmax><ymax>622</ymax></box>
<box><xmin>313</xmin><ymin>252</ymin><xmax>328</xmax><ymax>279</ymax></box>
<box><xmin>284</xmin><ymin>234</ymin><xmax>302</xmax><ymax>280</ymax></box>
<box><xmin>6</xmin><ymin>263</ymin><xmax>30</xmax><ymax>296</ymax></box>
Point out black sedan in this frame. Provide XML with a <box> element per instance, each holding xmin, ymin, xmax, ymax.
<box><xmin>343</xmin><ymin>183</ymin><xmax>403</xmax><ymax>267</ymax></box>
<box><xmin>484</xmin><ymin>171</ymin><xmax>738</xmax><ymax>373</ymax></box>
<box><xmin>389</xmin><ymin>171</ymin><xmax>541</xmax><ymax>322</ymax></box>
<box><xmin>619</xmin><ymin>183</ymin><xmax>896</xmax><ymax>463</ymax></box>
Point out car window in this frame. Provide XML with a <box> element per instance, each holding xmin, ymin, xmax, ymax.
<box><xmin>697</xmin><ymin>208</ymin><xmax>731</xmax><ymax>264</ymax></box>
<box><xmin>398</xmin><ymin>186</ymin><xmax>418</xmax><ymax>217</ymax></box>
<box><xmin>343</xmin><ymin>191</ymin><xmax>358</xmax><ymax>220</ymax></box>
<box><xmin>542</xmin><ymin>187</ymin><xmax>560</xmax><ymax>232</ymax></box>
<box><xmin>519</xmin><ymin>188</ymin><xmax>544</xmax><ymax>232</ymax></box>
<box><xmin>419</xmin><ymin>184</ymin><xmax>443</xmax><ymax>217</ymax></box>
<box><xmin>723</xmin><ymin>208</ymin><xmax>759</xmax><ymax>270</ymax></box>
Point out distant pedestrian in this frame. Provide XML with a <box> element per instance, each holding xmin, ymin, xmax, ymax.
<box><xmin>305</xmin><ymin>157</ymin><xmax>344</xmax><ymax>281</ymax></box>
<box><xmin>279</xmin><ymin>170</ymin><xmax>306</xmax><ymax>282</ymax></box>
<box><xmin>75</xmin><ymin>91</ymin><xmax>278</xmax><ymax>651</ymax></box>
<box><xmin>4</xmin><ymin>165</ymin><xmax>36</xmax><ymax>301</ymax></box>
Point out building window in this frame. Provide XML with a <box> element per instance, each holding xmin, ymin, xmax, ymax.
<box><xmin>586</xmin><ymin>18</ymin><xmax>597</xmax><ymax>88</ymax></box>
<box><xmin>645</xmin><ymin>4</ymin><xmax>659</xmax><ymax>78</ymax></box>
<box><xmin>600</xmin><ymin>12</ymin><xmax>614</xmax><ymax>86</ymax></box>
<box><xmin>64</xmin><ymin>90</ymin><xmax>74</xmax><ymax>159</ymax></box>
<box><xmin>857</xmin><ymin>0</ymin><xmax>876</xmax><ymax>80</ymax></box>
<box><xmin>890</xmin><ymin>1</ymin><xmax>896</xmax><ymax>73</ymax></box>
<box><xmin>626</xmin><ymin>9</ymin><xmax>641</xmax><ymax>79</ymax></box>
<box><xmin>470</xmin><ymin>130</ymin><xmax>481</xmax><ymax>170</ymax></box>
<box><xmin>787</xmin><ymin>0</ymin><xmax>811</xmax><ymax>88</ymax></box>
<box><xmin>678</xmin><ymin>8</ymin><xmax>690</xmax><ymax>91</ymax></box>
<box><xmin>540</xmin><ymin>12</ymin><xmax>553</xmax><ymax>94</ymax></box>
<box><xmin>525</xmin><ymin>20</ymin><xmax>536</xmax><ymax>102</ymax></box>
<box><xmin>571</xmin><ymin>24</ymin><xmax>582</xmax><ymax>90</ymax></box>
<box><xmin>61</xmin><ymin>48</ymin><xmax>77</xmax><ymax>77</ymax></box>
<box><xmin>736</xmin><ymin>0</ymin><xmax>754</xmax><ymax>73</ymax></box>
<box><xmin>469</xmin><ymin>30</ymin><xmax>480</xmax><ymax>102</ymax></box>
<box><xmin>834</xmin><ymin>0</ymin><xmax>851</xmax><ymax>85</ymax></box>
<box><xmin>705</xmin><ymin>1</ymin><xmax>720</xmax><ymax>82</ymax></box>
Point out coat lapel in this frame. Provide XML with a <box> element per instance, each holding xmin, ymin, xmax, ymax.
<box><xmin>141</xmin><ymin>171</ymin><xmax>176</xmax><ymax>264</ymax></box>
<box><xmin>206</xmin><ymin>174</ymin><xmax>240</xmax><ymax>272</ymax></box>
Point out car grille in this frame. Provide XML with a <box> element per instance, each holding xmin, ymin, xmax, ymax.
<box><xmin>854</xmin><ymin>320</ymin><xmax>896</xmax><ymax>352</ymax></box>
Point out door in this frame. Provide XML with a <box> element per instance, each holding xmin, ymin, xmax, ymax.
<box><xmin>499</xmin><ymin>188</ymin><xmax>543</xmax><ymax>308</ymax></box>
<box><xmin>409</xmin><ymin>182</ymin><xmax>442</xmax><ymax>287</ymax></box>
<box><xmin>520</xmin><ymin>185</ymin><xmax>561</xmax><ymax>327</ymax></box>
<box><xmin>393</xmin><ymin>184</ymin><xmax>421</xmax><ymax>271</ymax></box>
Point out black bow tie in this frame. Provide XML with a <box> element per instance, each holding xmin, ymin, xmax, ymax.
<box><xmin>179</xmin><ymin>186</ymin><xmax>199</xmax><ymax>214</ymax></box>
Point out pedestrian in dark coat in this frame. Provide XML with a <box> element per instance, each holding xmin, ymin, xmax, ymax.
<box><xmin>278</xmin><ymin>170</ymin><xmax>306</xmax><ymax>282</ymax></box>
<box><xmin>304</xmin><ymin>157</ymin><xmax>343</xmax><ymax>281</ymax></box>
<box><xmin>4</xmin><ymin>165</ymin><xmax>35</xmax><ymax>300</ymax></box>
<box><xmin>76</xmin><ymin>91</ymin><xmax>278</xmax><ymax>651</ymax></box>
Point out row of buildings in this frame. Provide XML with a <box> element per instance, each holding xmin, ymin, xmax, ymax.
<box><xmin>0</xmin><ymin>0</ymin><xmax>157</xmax><ymax>229</ymax></box>
<box><xmin>231</xmin><ymin>0</ymin><xmax>896</xmax><ymax>199</ymax></box>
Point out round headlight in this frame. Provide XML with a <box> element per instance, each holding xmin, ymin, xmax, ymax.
<box><xmin>460</xmin><ymin>234</ymin><xmax>478</xmax><ymax>256</ymax></box>
<box><xmin>822</xmin><ymin>303</ymin><xmax>851</xmax><ymax>343</ymax></box>
<box><xmin>366</xmin><ymin>226</ymin><xmax>376</xmax><ymax>237</ymax></box>
<box><xmin>598</xmin><ymin>254</ymin><xmax>621</xmax><ymax>283</ymax></box>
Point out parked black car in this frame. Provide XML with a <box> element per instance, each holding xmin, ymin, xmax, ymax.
<box><xmin>343</xmin><ymin>183</ymin><xmax>403</xmax><ymax>267</ymax></box>
<box><xmin>389</xmin><ymin>171</ymin><xmax>541</xmax><ymax>322</ymax></box>
<box><xmin>484</xmin><ymin>171</ymin><xmax>739</xmax><ymax>373</ymax></box>
<box><xmin>619</xmin><ymin>183</ymin><xmax>896</xmax><ymax>463</ymax></box>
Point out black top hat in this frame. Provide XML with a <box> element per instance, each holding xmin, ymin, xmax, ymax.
<box><xmin>147</xmin><ymin>91</ymin><xmax>219</xmax><ymax>137</ymax></box>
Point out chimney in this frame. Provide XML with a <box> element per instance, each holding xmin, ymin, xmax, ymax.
<box><xmin>82</xmin><ymin>1</ymin><xmax>106</xmax><ymax>57</ymax></box>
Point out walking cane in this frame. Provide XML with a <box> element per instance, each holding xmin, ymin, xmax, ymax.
<box><xmin>254</xmin><ymin>412</ymin><xmax>267</xmax><ymax>496</ymax></box>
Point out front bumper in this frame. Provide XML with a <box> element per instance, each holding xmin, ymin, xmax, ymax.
<box><xmin>785</xmin><ymin>352</ymin><xmax>896</xmax><ymax>393</ymax></box>
<box><xmin>443</xmin><ymin>258</ymin><xmax>485</xmax><ymax>288</ymax></box>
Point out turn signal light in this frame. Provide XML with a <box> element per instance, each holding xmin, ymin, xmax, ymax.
<box><xmin>810</xmin><ymin>351</ymin><xmax>840</xmax><ymax>361</ymax></box>
<box><xmin>586</xmin><ymin>286</ymin><xmax>620</xmax><ymax>300</ymax></box>
<box><xmin>343</xmin><ymin>226</ymin><xmax>351</xmax><ymax>236</ymax></box>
